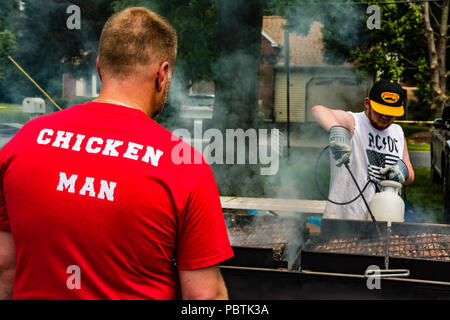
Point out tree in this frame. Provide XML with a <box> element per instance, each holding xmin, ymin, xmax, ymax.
<box><xmin>278</xmin><ymin>0</ymin><xmax>448</xmax><ymax>118</ymax></box>
<box><xmin>0</xmin><ymin>30</ymin><xmax>16</xmax><ymax>80</ymax></box>
<box><xmin>0</xmin><ymin>1</ymin><xmax>17</xmax><ymax>81</ymax></box>
<box><xmin>2</xmin><ymin>0</ymin><xmax>113</xmax><ymax>104</ymax></box>
<box><xmin>113</xmin><ymin>0</ymin><xmax>220</xmax><ymax>89</ymax></box>
<box><xmin>422</xmin><ymin>0</ymin><xmax>449</xmax><ymax>115</ymax></box>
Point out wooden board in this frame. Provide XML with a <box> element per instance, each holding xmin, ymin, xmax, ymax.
<box><xmin>220</xmin><ymin>196</ymin><xmax>326</xmax><ymax>215</ymax></box>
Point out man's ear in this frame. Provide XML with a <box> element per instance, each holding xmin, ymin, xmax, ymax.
<box><xmin>96</xmin><ymin>56</ymin><xmax>102</xmax><ymax>81</ymax></box>
<box><xmin>156</xmin><ymin>61</ymin><xmax>170</xmax><ymax>92</ymax></box>
<box><xmin>364</xmin><ymin>97</ymin><xmax>371</xmax><ymax>111</ymax></box>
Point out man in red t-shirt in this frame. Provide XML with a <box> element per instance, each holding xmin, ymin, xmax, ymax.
<box><xmin>0</xmin><ymin>7</ymin><xmax>233</xmax><ymax>300</ymax></box>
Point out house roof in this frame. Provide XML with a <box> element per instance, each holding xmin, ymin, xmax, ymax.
<box><xmin>261</xmin><ymin>30</ymin><xmax>281</xmax><ymax>48</ymax></box>
<box><xmin>262</xmin><ymin>16</ymin><xmax>331</xmax><ymax>66</ymax></box>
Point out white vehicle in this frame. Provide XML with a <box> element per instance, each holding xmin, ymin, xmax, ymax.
<box><xmin>179</xmin><ymin>94</ymin><xmax>214</xmax><ymax>120</ymax></box>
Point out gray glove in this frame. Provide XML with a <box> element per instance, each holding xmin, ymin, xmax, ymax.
<box><xmin>380</xmin><ymin>159</ymin><xmax>409</xmax><ymax>184</ymax></box>
<box><xmin>329</xmin><ymin>126</ymin><xmax>352</xmax><ymax>167</ymax></box>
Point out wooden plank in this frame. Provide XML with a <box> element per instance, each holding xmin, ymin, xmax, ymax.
<box><xmin>220</xmin><ymin>196</ymin><xmax>325</xmax><ymax>214</ymax></box>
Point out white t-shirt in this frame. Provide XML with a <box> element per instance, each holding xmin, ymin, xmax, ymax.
<box><xmin>324</xmin><ymin>111</ymin><xmax>405</xmax><ymax>220</ymax></box>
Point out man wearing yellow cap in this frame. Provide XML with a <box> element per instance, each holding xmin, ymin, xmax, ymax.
<box><xmin>312</xmin><ymin>79</ymin><xmax>415</xmax><ymax>220</ymax></box>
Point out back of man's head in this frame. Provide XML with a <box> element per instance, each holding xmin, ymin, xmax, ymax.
<box><xmin>98</xmin><ymin>7</ymin><xmax>177</xmax><ymax>80</ymax></box>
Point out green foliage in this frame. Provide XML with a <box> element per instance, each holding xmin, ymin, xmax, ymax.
<box><xmin>113</xmin><ymin>0</ymin><xmax>220</xmax><ymax>85</ymax></box>
<box><xmin>0</xmin><ymin>1</ymin><xmax>17</xmax><ymax>81</ymax></box>
<box><xmin>0</xmin><ymin>0</ymin><xmax>16</xmax><ymax>31</ymax></box>
<box><xmin>346</xmin><ymin>3</ymin><xmax>426</xmax><ymax>80</ymax></box>
<box><xmin>406</xmin><ymin>167</ymin><xmax>444</xmax><ymax>224</ymax></box>
<box><xmin>0</xmin><ymin>30</ymin><xmax>16</xmax><ymax>78</ymax></box>
<box><xmin>400</xmin><ymin>124</ymin><xmax>431</xmax><ymax>137</ymax></box>
<box><xmin>0</xmin><ymin>0</ymin><xmax>114</xmax><ymax>104</ymax></box>
<box><xmin>274</xmin><ymin>1</ymin><xmax>439</xmax><ymax>120</ymax></box>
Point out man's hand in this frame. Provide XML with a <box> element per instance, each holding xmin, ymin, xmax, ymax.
<box><xmin>329</xmin><ymin>126</ymin><xmax>352</xmax><ymax>167</ymax></box>
<box><xmin>380</xmin><ymin>159</ymin><xmax>409</xmax><ymax>184</ymax></box>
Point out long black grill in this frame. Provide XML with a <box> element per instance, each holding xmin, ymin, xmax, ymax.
<box><xmin>220</xmin><ymin>214</ymin><xmax>450</xmax><ymax>299</ymax></box>
<box><xmin>309</xmin><ymin>233</ymin><xmax>450</xmax><ymax>261</ymax></box>
<box><xmin>304</xmin><ymin>219</ymin><xmax>450</xmax><ymax>262</ymax></box>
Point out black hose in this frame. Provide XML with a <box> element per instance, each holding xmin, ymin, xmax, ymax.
<box><xmin>314</xmin><ymin>146</ymin><xmax>374</xmax><ymax>205</ymax></box>
<box><xmin>343</xmin><ymin>162</ymin><xmax>378</xmax><ymax>224</ymax></box>
<box><xmin>315</xmin><ymin>145</ymin><xmax>383</xmax><ymax>237</ymax></box>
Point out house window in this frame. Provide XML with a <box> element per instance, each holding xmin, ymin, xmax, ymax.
<box><xmin>75</xmin><ymin>78</ymin><xmax>85</xmax><ymax>96</ymax></box>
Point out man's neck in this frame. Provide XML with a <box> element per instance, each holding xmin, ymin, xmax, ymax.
<box><xmin>96</xmin><ymin>80</ymin><xmax>154</xmax><ymax>116</ymax></box>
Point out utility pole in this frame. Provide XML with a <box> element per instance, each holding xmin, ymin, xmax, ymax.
<box><xmin>284</xmin><ymin>30</ymin><xmax>291</xmax><ymax>157</ymax></box>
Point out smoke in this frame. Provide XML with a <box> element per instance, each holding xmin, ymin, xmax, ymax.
<box><xmin>3</xmin><ymin>2</ymin><xmax>437</xmax><ymax>217</ymax></box>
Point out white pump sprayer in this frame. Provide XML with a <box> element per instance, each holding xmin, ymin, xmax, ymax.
<box><xmin>368</xmin><ymin>180</ymin><xmax>405</xmax><ymax>226</ymax></box>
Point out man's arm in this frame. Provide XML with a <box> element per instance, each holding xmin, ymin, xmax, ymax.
<box><xmin>0</xmin><ymin>231</ymin><xmax>15</xmax><ymax>300</ymax></box>
<box><xmin>402</xmin><ymin>138</ymin><xmax>415</xmax><ymax>185</ymax></box>
<box><xmin>311</xmin><ymin>105</ymin><xmax>356</xmax><ymax>135</ymax></box>
<box><xmin>179</xmin><ymin>265</ymin><xmax>228</xmax><ymax>300</ymax></box>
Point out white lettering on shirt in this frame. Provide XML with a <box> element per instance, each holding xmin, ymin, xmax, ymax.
<box><xmin>57</xmin><ymin>172</ymin><xmax>117</xmax><ymax>202</ymax></box>
<box><xmin>52</xmin><ymin>131</ymin><xmax>74</xmax><ymax>149</ymax></box>
<box><xmin>141</xmin><ymin>146</ymin><xmax>164</xmax><ymax>167</ymax></box>
<box><xmin>102</xmin><ymin>139</ymin><xmax>123</xmax><ymax>157</ymax></box>
<box><xmin>86</xmin><ymin>137</ymin><xmax>103</xmax><ymax>154</ymax></box>
<box><xmin>37</xmin><ymin>128</ymin><xmax>54</xmax><ymax>145</ymax></box>
<box><xmin>36</xmin><ymin>128</ymin><xmax>164</xmax><ymax>167</ymax></box>
<box><xmin>56</xmin><ymin>172</ymin><xmax>77</xmax><ymax>193</ymax></box>
<box><xmin>72</xmin><ymin>134</ymin><xmax>85</xmax><ymax>152</ymax></box>
<box><xmin>79</xmin><ymin>177</ymin><xmax>96</xmax><ymax>197</ymax></box>
<box><xmin>98</xmin><ymin>180</ymin><xmax>117</xmax><ymax>201</ymax></box>
<box><xmin>123</xmin><ymin>142</ymin><xmax>143</xmax><ymax>160</ymax></box>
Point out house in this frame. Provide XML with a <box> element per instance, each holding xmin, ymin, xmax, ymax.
<box><xmin>62</xmin><ymin>72</ymin><xmax>100</xmax><ymax>100</ymax></box>
<box><xmin>262</xmin><ymin>16</ymin><xmax>374</xmax><ymax>123</ymax></box>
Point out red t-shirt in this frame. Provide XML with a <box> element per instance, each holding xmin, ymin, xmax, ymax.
<box><xmin>0</xmin><ymin>102</ymin><xmax>233</xmax><ymax>299</ymax></box>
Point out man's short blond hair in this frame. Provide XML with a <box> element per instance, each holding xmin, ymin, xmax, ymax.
<box><xmin>98</xmin><ymin>7</ymin><xmax>177</xmax><ymax>79</ymax></box>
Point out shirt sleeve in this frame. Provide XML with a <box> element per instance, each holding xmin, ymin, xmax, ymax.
<box><xmin>175</xmin><ymin>167</ymin><xmax>234</xmax><ymax>270</ymax></box>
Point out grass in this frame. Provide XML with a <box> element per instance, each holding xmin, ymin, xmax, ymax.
<box><xmin>407</xmin><ymin>144</ymin><xmax>431</xmax><ymax>152</ymax></box>
<box><xmin>405</xmin><ymin>167</ymin><xmax>444</xmax><ymax>224</ymax></box>
<box><xmin>0</xmin><ymin>103</ymin><xmax>29</xmax><ymax>124</ymax></box>
<box><xmin>0</xmin><ymin>103</ymin><xmax>21</xmax><ymax>108</ymax></box>
<box><xmin>400</xmin><ymin>124</ymin><xmax>432</xmax><ymax>137</ymax></box>
<box><xmin>400</xmin><ymin>123</ymin><xmax>433</xmax><ymax>152</ymax></box>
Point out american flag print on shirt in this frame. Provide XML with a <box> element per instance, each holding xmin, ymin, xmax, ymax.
<box><xmin>366</xmin><ymin>149</ymin><xmax>400</xmax><ymax>182</ymax></box>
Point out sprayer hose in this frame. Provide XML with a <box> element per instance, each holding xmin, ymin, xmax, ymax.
<box><xmin>314</xmin><ymin>145</ymin><xmax>382</xmax><ymax>237</ymax></box>
<box><xmin>314</xmin><ymin>145</ymin><xmax>375</xmax><ymax>205</ymax></box>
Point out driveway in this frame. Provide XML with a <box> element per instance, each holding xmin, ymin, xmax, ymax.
<box><xmin>409</xmin><ymin>150</ymin><xmax>430</xmax><ymax>168</ymax></box>
<box><xmin>0</xmin><ymin>123</ymin><xmax>21</xmax><ymax>149</ymax></box>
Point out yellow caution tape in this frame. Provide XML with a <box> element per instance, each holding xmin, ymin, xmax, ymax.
<box><xmin>7</xmin><ymin>56</ymin><xmax>62</xmax><ymax>111</ymax></box>
<box><xmin>394</xmin><ymin>120</ymin><xmax>433</xmax><ymax>124</ymax></box>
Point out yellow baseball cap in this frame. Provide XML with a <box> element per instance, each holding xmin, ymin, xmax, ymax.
<box><xmin>369</xmin><ymin>79</ymin><xmax>405</xmax><ymax>117</ymax></box>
